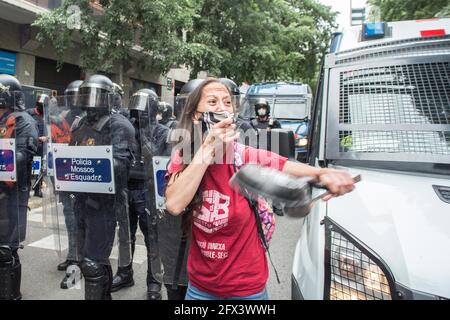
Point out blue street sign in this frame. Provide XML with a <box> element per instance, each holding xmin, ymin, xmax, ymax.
<box><xmin>156</xmin><ymin>170</ymin><xmax>167</xmax><ymax>197</ymax></box>
<box><xmin>0</xmin><ymin>149</ymin><xmax>15</xmax><ymax>173</ymax></box>
<box><xmin>0</xmin><ymin>50</ymin><xmax>16</xmax><ymax>75</ymax></box>
<box><xmin>55</xmin><ymin>157</ymin><xmax>112</xmax><ymax>183</ymax></box>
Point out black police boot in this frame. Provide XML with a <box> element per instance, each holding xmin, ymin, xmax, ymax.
<box><xmin>165</xmin><ymin>284</ymin><xmax>188</xmax><ymax>300</ymax></box>
<box><xmin>103</xmin><ymin>264</ymin><xmax>113</xmax><ymax>300</ymax></box>
<box><xmin>0</xmin><ymin>247</ymin><xmax>22</xmax><ymax>300</ymax></box>
<box><xmin>146</xmin><ymin>260</ymin><xmax>161</xmax><ymax>300</ymax></box>
<box><xmin>81</xmin><ymin>258</ymin><xmax>112</xmax><ymax>300</ymax></box>
<box><xmin>60</xmin><ymin>261</ymin><xmax>83</xmax><ymax>289</ymax></box>
<box><xmin>57</xmin><ymin>259</ymin><xmax>70</xmax><ymax>271</ymax></box>
<box><xmin>11</xmin><ymin>261</ymin><xmax>22</xmax><ymax>300</ymax></box>
<box><xmin>111</xmin><ymin>264</ymin><xmax>134</xmax><ymax>292</ymax></box>
<box><xmin>147</xmin><ymin>282</ymin><xmax>162</xmax><ymax>300</ymax></box>
<box><xmin>0</xmin><ymin>247</ymin><xmax>14</xmax><ymax>300</ymax></box>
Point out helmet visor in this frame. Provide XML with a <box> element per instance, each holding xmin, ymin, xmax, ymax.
<box><xmin>64</xmin><ymin>91</ymin><xmax>80</xmax><ymax>108</ymax></box>
<box><xmin>78</xmin><ymin>87</ymin><xmax>110</xmax><ymax>109</ymax></box>
<box><xmin>129</xmin><ymin>94</ymin><xmax>150</xmax><ymax>111</ymax></box>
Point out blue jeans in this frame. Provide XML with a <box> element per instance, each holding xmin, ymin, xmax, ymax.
<box><xmin>185</xmin><ymin>282</ymin><xmax>269</xmax><ymax>300</ymax></box>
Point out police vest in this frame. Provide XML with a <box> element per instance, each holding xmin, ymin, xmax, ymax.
<box><xmin>0</xmin><ymin>113</ymin><xmax>16</xmax><ymax>139</ymax></box>
<box><xmin>71</xmin><ymin>114</ymin><xmax>112</xmax><ymax>146</ymax></box>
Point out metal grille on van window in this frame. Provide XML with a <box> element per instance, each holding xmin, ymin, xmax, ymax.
<box><xmin>324</xmin><ymin>218</ymin><xmax>396</xmax><ymax>300</ymax></box>
<box><xmin>337</xmin><ymin>62</ymin><xmax>450</xmax><ymax>156</ymax></box>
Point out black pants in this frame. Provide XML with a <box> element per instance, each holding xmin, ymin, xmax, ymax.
<box><xmin>74</xmin><ymin>195</ymin><xmax>116</xmax><ymax>265</ymax></box>
<box><xmin>0</xmin><ymin>185</ymin><xmax>29</xmax><ymax>248</ymax></box>
<box><xmin>122</xmin><ymin>188</ymin><xmax>159</xmax><ymax>286</ymax></box>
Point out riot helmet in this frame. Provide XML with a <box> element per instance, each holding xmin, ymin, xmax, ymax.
<box><xmin>218</xmin><ymin>78</ymin><xmax>240</xmax><ymax>96</ymax></box>
<box><xmin>0</xmin><ymin>74</ymin><xmax>25</xmax><ymax>110</ymax></box>
<box><xmin>157</xmin><ymin>101</ymin><xmax>174</xmax><ymax>124</ymax></box>
<box><xmin>218</xmin><ymin>77</ymin><xmax>240</xmax><ymax>109</ymax></box>
<box><xmin>254</xmin><ymin>98</ymin><xmax>270</xmax><ymax>117</ymax></box>
<box><xmin>129</xmin><ymin>88</ymin><xmax>159</xmax><ymax>125</ymax></box>
<box><xmin>175</xmin><ymin>78</ymin><xmax>204</xmax><ymax>119</ymax></box>
<box><xmin>64</xmin><ymin>80</ymin><xmax>83</xmax><ymax>108</ymax></box>
<box><xmin>78</xmin><ymin>74</ymin><xmax>114</xmax><ymax>109</ymax></box>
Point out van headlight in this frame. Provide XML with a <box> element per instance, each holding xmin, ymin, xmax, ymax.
<box><xmin>325</xmin><ymin>219</ymin><xmax>395</xmax><ymax>300</ymax></box>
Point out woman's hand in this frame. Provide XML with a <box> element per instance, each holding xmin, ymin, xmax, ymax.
<box><xmin>200</xmin><ymin>118</ymin><xmax>240</xmax><ymax>164</ymax></box>
<box><xmin>317</xmin><ymin>168</ymin><xmax>356</xmax><ymax>201</ymax></box>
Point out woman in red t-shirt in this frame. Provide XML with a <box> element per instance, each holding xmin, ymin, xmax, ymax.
<box><xmin>165</xmin><ymin>78</ymin><xmax>355</xmax><ymax>300</ymax></box>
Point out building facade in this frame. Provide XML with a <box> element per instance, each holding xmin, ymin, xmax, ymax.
<box><xmin>0</xmin><ymin>0</ymin><xmax>191</xmax><ymax>106</ymax></box>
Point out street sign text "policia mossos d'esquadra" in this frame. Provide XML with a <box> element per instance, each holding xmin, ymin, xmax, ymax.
<box><xmin>52</xmin><ymin>144</ymin><xmax>115</xmax><ymax>194</ymax></box>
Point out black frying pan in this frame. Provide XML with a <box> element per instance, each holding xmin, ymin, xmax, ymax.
<box><xmin>229</xmin><ymin>164</ymin><xmax>361</xmax><ymax>218</ymax></box>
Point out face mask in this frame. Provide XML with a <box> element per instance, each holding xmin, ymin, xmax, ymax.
<box><xmin>156</xmin><ymin>114</ymin><xmax>163</xmax><ymax>121</ymax></box>
<box><xmin>200</xmin><ymin>111</ymin><xmax>234</xmax><ymax>134</ymax></box>
<box><xmin>257</xmin><ymin>108</ymin><xmax>267</xmax><ymax>117</ymax></box>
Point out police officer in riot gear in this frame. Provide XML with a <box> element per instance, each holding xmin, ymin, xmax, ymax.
<box><xmin>27</xmin><ymin>94</ymin><xmax>49</xmax><ymax>197</ymax></box>
<box><xmin>70</xmin><ymin>74</ymin><xmax>135</xmax><ymax>299</ymax></box>
<box><xmin>251</xmin><ymin>98</ymin><xmax>281</xmax><ymax>130</ymax></box>
<box><xmin>250</xmin><ymin>98</ymin><xmax>284</xmax><ymax>216</ymax></box>
<box><xmin>157</xmin><ymin>102</ymin><xmax>177</xmax><ymax>130</ymax></box>
<box><xmin>55</xmin><ymin>80</ymin><xmax>86</xmax><ymax>289</ymax></box>
<box><xmin>0</xmin><ymin>74</ymin><xmax>38</xmax><ymax>300</ymax></box>
<box><xmin>112</xmin><ymin>88</ymin><xmax>167</xmax><ymax>299</ymax></box>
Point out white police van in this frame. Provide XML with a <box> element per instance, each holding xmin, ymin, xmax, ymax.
<box><xmin>292</xmin><ymin>18</ymin><xmax>450</xmax><ymax>300</ymax></box>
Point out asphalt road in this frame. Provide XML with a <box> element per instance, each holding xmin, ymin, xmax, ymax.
<box><xmin>20</xmin><ymin>195</ymin><xmax>303</xmax><ymax>300</ymax></box>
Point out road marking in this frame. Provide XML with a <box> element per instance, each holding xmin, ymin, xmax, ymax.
<box><xmin>110</xmin><ymin>244</ymin><xmax>147</xmax><ymax>264</ymax></box>
<box><xmin>27</xmin><ymin>235</ymin><xmax>147</xmax><ymax>265</ymax></box>
<box><xmin>28</xmin><ymin>234</ymin><xmax>68</xmax><ymax>251</ymax></box>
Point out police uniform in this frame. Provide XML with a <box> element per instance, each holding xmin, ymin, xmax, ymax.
<box><xmin>112</xmin><ymin>89</ymin><xmax>169</xmax><ymax>300</ymax></box>
<box><xmin>251</xmin><ymin>116</ymin><xmax>282</xmax><ymax>130</ymax></box>
<box><xmin>69</xmin><ymin>75</ymin><xmax>135</xmax><ymax>300</ymax></box>
<box><xmin>0</xmin><ymin>94</ymin><xmax>38</xmax><ymax>299</ymax></box>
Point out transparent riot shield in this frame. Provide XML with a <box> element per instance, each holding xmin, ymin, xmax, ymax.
<box><xmin>150</xmin><ymin>156</ymin><xmax>190</xmax><ymax>288</ymax></box>
<box><xmin>128</xmin><ymin>96</ymin><xmax>190</xmax><ymax>290</ymax></box>
<box><xmin>0</xmin><ymin>101</ymin><xmax>33</xmax><ymax>300</ymax></box>
<box><xmin>45</xmin><ymin>94</ymin><xmax>134</xmax><ymax>296</ymax></box>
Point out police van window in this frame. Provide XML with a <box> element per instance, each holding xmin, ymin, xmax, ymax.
<box><xmin>272</xmin><ymin>99</ymin><xmax>308</xmax><ymax>120</ymax></box>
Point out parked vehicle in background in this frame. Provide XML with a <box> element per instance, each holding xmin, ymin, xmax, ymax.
<box><xmin>292</xmin><ymin>18</ymin><xmax>450</xmax><ymax>300</ymax></box>
<box><xmin>240</xmin><ymin>81</ymin><xmax>313</xmax><ymax>162</ymax></box>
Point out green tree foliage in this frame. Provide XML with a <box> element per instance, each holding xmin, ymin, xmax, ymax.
<box><xmin>367</xmin><ymin>0</ymin><xmax>450</xmax><ymax>21</ymax></box>
<box><xmin>182</xmin><ymin>0</ymin><xmax>336</xmax><ymax>85</ymax></box>
<box><xmin>33</xmin><ymin>0</ymin><xmax>193</xmax><ymax>73</ymax></box>
<box><xmin>436</xmin><ymin>3</ymin><xmax>450</xmax><ymax>17</ymax></box>
<box><xmin>33</xmin><ymin>0</ymin><xmax>336</xmax><ymax>87</ymax></box>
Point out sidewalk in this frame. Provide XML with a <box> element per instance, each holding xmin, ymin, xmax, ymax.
<box><xmin>28</xmin><ymin>194</ymin><xmax>43</xmax><ymax>210</ymax></box>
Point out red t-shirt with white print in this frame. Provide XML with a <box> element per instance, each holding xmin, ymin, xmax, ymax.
<box><xmin>166</xmin><ymin>143</ymin><xmax>287</xmax><ymax>297</ymax></box>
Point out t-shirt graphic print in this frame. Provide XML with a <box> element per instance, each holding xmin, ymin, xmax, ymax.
<box><xmin>193</xmin><ymin>189</ymin><xmax>230</xmax><ymax>233</ymax></box>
